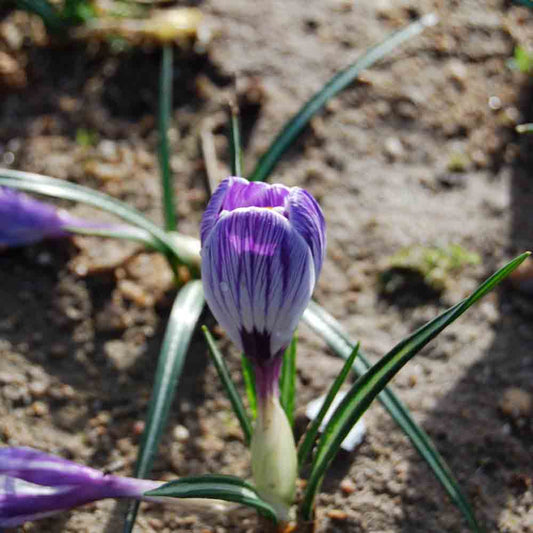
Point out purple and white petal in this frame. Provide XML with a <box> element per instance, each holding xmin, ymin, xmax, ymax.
<box><xmin>200</xmin><ymin>177</ymin><xmax>292</xmax><ymax>246</ymax></box>
<box><xmin>286</xmin><ymin>187</ymin><xmax>326</xmax><ymax>278</ymax></box>
<box><xmin>0</xmin><ymin>187</ymin><xmax>76</xmax><ymax>247</ymax></box>
<box><xmin>0</xmin><ymin>447</ymin><xmax>161</xmax><ymax>527</ymax></box>
<box><xmin>0</xmin><ymin>446</ymin><xmax>104</xmax><ymax>486</ymax></box>
<box><xmin>0</xmin><ymin>187</ymin><xmax>140</xmax><ymax>249</ymax></box>
<box><xmin>220</xmin><ymin>179</ymin><xmax>290</xmax><ymax>212</ymax></box>
<box><xmin>200</xmin><ymin>177</ymin><xmax>233</xmax><ymax>245</ymax></box>
<box><xmin>0</xmin><ymin>476</ymin><xmax>72</xmax><ymax>528</ymax></box>
<box><xmin>201</xmin><ymin>207</ymin><xmax>314</xmax><ymax>361</ymax></box>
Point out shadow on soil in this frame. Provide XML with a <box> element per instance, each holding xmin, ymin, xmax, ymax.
<box><xmin>397</xmin><ymin>79</ymin><xmax>533</xmax><ymax>532</ymax></box>
<box><xmin>0</xmin><ymin>42</ymin><xmax>233</xmax><ymax>143</ymax></box>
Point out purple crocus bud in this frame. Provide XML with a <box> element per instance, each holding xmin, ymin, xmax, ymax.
<box><xmin>0</xmin><ymin>447</ymin><xmax>162</xmax><ymax>527</ymax></box>
<box><xmin>201</xmin><ymin>177</ymin><xmax>326</xmax><ymax>398</ymax></box>
<box><xmin>0</xmin><ymin>187</ymin><xmax>86</xmax><ymax>247</ymax></box>
<box><xmin>200</xmin><ymin>177</ymin><xmax>325</xmax><ymax>519</ymax></box>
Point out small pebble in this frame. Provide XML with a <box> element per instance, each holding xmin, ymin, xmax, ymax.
<box><xmin>133</xmin><ymin>420</ymin><xmax>145</xmax><ymax>436</ymax></box>
<box><xmin>3</xmin><ymin>384</ymin><xmax>29</xmax><ymax>403</ymax></box>
<box><xmin>0</xmin><ymin>50</ymin><xmax>26</xmax><ymax>89</ymax></box>
<box><xmin>499</xmin><ymin>388</ymin><xmax>532</xmax><ymax>419</ymax></box>
<box><xmin>447</xmin><ymin>59</ymin><xmax>468</xmax><ymax>85</ymax></box>
<box><xmin>488</xmin><ymin>96</ymin><xmax>502</xmax><ymax>111</ymax></box>
<box><xmin>30</xmin><ymin>401</ymin><xmax>48</xmax><ymax>417</ymax></box>
<box><xmin>48</xmin><ymin>384</ymin><xmax>75</xmax><ymax>400</ymax></box>
<box><xmin>384</xmin><ymin>137</ymin><xmax>404</xmax><ymax>160</ymax></box>
<box><xmin>0</xmin><ymin>371</ymin><xmax>24</xmax><ymax>385</ymax></box>
<box><xmin>340</xmin><ymin>478</ymin><xmax>356</xmax><ymax>494</ymax></box>
<box><xmin>29</xmin><ymin>381</ymin><xmax>49</xmax><ymax>397</ymax></box>
<box><xmin>173</xmin><ymin>424</ymin><xmax>190</xmax><ymax>443</ymax></box>
<box><xmin>118</xmin><ymin>279</ymin><xmax>154</xmax><ymax>307</ymax></box>
<box><xmin>91</xmin><ymin>412</ymin><xmax>111</xmax><ymax>427</ymax></box>
<box><xmin>147</xmin><ymin>518</ymin><xmax>164</xmax><ymax>530</ymax></box>
<box><xmin>116</xmin><ymin>438</ymin><xmax>133</xmax><ymax>454</ymax></box>
<box><xmin>97</xmin><ymin>140</ymin><xmax>119</xmax><ymax>162</ymax></box>
<box><xmin>327</xmin><ymin>509</ymin><xmax>348</xmax><ymax>521</ymax></box>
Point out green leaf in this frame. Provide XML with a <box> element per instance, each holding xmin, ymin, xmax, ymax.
<box><xmin>123</xmin><ymin>281</ymin><xmax>205</xmax><ymax>533</ymax></box>
<box><xmin>301</xmin><ymin>252</ymin><xmax>530</xmax><ymax>526</ymax></box>
<box><xmin>241</xmin><ymin>354</ymin><xmax>257</xmax><ymax>419</ymax></box>
<box><xmin>249</xmin><ymin>14</ymin><xmax>437</xmax><ymax>182</ymax></box>
<box><xmin>202</xmin><ymin>326</ymin><xmax>253</xmax><ymax>446</ymax></box>
<box><xmin>297</xmin><ymin>341</ymin><xmax>359</xmax><ymax>470</ymax></box>
<box><xmin>0</xmin><ymin>169</ymin><xmax>192</xmax><ymax>267</ymax></box>
<box><xmin>62</xmin><ymin>0</ymin><xmax>96</xmax><ymax>24</ymax></box>
<box><xmin>516</xmin><ymin>123</ymin><xmax>533</xmax><ymax>134</ymax></box>
<box><xmin>145</xmin><ymin>474</ymin><xmax>278</xmax><ymax>523</ymax></box>
<box><xmin>303</xmin><ymin>302</ymin><xmax>480</xmax><ymax>530</ymax></box>
<box><xmin>229</xmin><ymin>102</ymin><xmax>244</xmax><ymax>177</ymax></box>
<box><xmin>63</xmin><ymin>224</ymin><xmax>167</xmax><ymax>253</ymax></box>
<box><xmin>279</xmin><ymin>335</ymin><xmax>297</xmax><ymax>427</ymax></box>
<box><xmin>158</xmin><ymin>45</ymin><xmax>177</xmax><ymax>232</ymax></box>
<box><xmin>512</xmin><ymin>46</ymin><xmax>533</xmax><ymax>74</ymax></box>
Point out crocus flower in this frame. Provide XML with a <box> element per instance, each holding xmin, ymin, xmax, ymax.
<box><xmin>0</xmin><ymin>187</ymin><xmax>85</xmax><ymax>247</ymax></box>
<box><xmin>0</xmin><ymin>186</ymin><xmax>151</xmax><ymax>251</ymax></box>
<box><xmin>201</xmin><ymin>177</ymin><xmax>325</xmax><ymax>395</ymax></box>
<box><xmin>0</xmin><ymin>447</ymin><xmax>162</xmax><ymax>527</ymax></box>
<box><xmin>200</xmin><ymin>176</ymin><xmax>325</xmax><ymax>519</ymax></box>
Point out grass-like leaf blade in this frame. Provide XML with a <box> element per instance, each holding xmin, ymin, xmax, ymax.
<box><xmin>202</xmin><ymin>326</ymin><xmax>253</xmax><ymax>445</ymax></box>
<box><xmin>63</xmin><ymin>224</ymin><xmax>167</xmax><ymax>253</ymax></box>
<box><xmin>158</xmin><ymin>45</ymin><xmax>177</xmax><ymax>232</ymax></box>
<box><xmin>145</xmin><ymin>474</ymin><xmax>278</xmax><ymax>523</ymax></box>
<box><xmin>301</xmin><ymin>252</ymin><xmax>530</xmax><ymax>525</ymax></box>
<box><xmin>241</xmin><ymin>354</ymin><xmax>257</xmax><ymax>419</ymax></box>
<box><xmin>297</xmin><ymin>341</ymin><xmax>359</xmax><ymax>470</ymax></box>
<box><xmin>303</xmin><ymin>302</ymin><xmax>480</xmax><ymax>531</ymax></box>
<box><xmin>229</xmin><ymin>102</ymin><xmax>244</xmax><ymax>177</ymax></box>
<box><xmin>279</xmin><ymin>335</ymin><xmax>297</xmax><ymax>427</ymax></box>
<box><xmin>0</xmin><ymin>169</ymin><xmax>191</xmax><ymax>267</ymax></box>
<box><xmin>249</xmin><ymin>14</ymin><xmax>437</xmax><ymax>182</ymax></box>
<box><xmin>63</xmin><ymin>0</ymin><xmax>96</xmax><ymax>24</ymax></box>
<box><xmin>123</xmin><ymin>281</ymin><xmax>205</xmax><ymax>532</ymax></box>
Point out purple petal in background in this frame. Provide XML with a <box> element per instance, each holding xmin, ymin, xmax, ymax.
<box><xmin>0</xmin><ymin>447</ymin><xmax>161</xmax><ymax>527</ymax></box>
<box><xmin>0</xmin><ymin>187</ymin><xmax>79</xmax><ymax>247</ymax></box>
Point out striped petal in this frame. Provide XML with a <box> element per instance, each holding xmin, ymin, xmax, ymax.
<box><xmin>201</xmin><ymin>207</ymin><xmax>315</xmax><ymax>362</ymax></box>
<box><xmin>220</xmin><ymin>179</ymin><xmax>290</xmax><ymax>212</ymax></box>
<box><xmin>200</xmin><ymin>177</ymin><xmax>291</xmax><ymax>246</ymax></box>
<box><xmin>0</xmin><ymin>446</ymin><xmax>104</xmax><ymax>486</ymax></box>
<box><xmin>287</xmin><ymin>187</ymin><xmax>326</xmax><ymax>278</ymax></box>
<box><xmin>200</xmin><ymin>177</ymin><xmax>233</xmax><ymax>245</ymax></box>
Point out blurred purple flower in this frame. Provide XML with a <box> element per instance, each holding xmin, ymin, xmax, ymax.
<box><xmin>0</xmin><ymin>447</ymin><xmax>162</xmax><ymax>527</ymax></box>
<box><xmin>0</xmin><ymin>187</ymin><xmax>89</xmax><ymax>247</ymax></box>
<box><xmin>201</xmin><ymin>177</ymin><xmax>325</xmax><ymax>398</ymax></box>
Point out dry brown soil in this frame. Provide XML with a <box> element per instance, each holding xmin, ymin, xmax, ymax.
<box><xmin>1</xmin><ymin>0</ymin><xmax>533</xmax><ymax>532</ymax></box>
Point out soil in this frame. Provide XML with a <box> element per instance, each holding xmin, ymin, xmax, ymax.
<box><xmin>1</xmin><ymin>0</ymin><xmax>533</xmax><ymax>532</ymax></box>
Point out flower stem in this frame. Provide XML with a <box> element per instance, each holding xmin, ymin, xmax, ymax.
<box><xmin>251</xmin><ymin>395</ymin><xmax>297</xmax><ymax>522</ymax></box>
